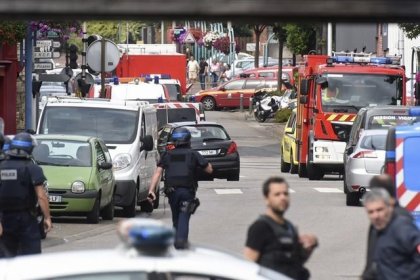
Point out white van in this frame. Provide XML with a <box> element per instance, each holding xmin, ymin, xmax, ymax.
<box><xmin>37</xmin><ymin>97</ymin><xmax>159</xmax><ymax>217</ymax></box>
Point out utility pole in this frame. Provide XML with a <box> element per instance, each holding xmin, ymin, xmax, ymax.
<box><xmin>24</xmin><ymin>24</ymin><xmax>33</xmax><ymax>130</ymax></box>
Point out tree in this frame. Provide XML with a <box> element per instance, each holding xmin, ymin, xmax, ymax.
<box><xmin>272</xmin><ymin>24</ymin><xmax>287</xmax><ymax>91</ymax></box>
<box><xmin>284</xmin><ymin>24</ymin><xmax>316</xmax><ymax>57</ymax></box>
<box><xmin>399</xmin><ymin>23</ymin><xmax>420</xmax><ymax>39</ymax></box>
<box><xmin>251</xmin><ymin>24</ymin><xmax>267</xmax><ymax>68</ymax></box>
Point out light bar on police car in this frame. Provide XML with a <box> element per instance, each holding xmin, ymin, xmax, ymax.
<box><xmin>117</xmin><ymin>218</ymin><xmax>175</xmax><ymax>251</ymax></box>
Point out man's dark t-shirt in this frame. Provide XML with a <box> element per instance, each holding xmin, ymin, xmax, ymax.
<box><xmin>246</xmin><ymin>215</ymin><xmax>309</xmax><ymax>279</ymax></box>
<box><xmin>199</xmin><ymin>61</ymin><xmax>208</xmax><ymax>75</ymax></box>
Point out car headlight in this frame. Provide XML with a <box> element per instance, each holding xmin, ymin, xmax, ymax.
<box><xmin>71</xmin><ymin>181</ymin><xmax>85</xmax><ymax>194</ymax></box>
<box><xmin>113</xmin><ymin>153</ymin><xmax>132</xmax><ymax>171</ymax></box>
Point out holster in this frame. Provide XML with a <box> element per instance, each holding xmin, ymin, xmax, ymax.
<box><xmin>189</xmin><ymin>197</ymin><xmax>200</xmax><ymax>214</ymax></box>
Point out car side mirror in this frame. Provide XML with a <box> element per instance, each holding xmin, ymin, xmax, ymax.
<box><xmin>98</xmin><ymin>162</ymin><xmax>113</xmax><ymax>170</ymax></box>
<box><xmin>300</xmin><ymin>79</ymin><xmax>309</xmax><ymax>96</ymax></box>
<box><xmin>346</xmin><ymin>146</ymin><xmax>354</xmax><ymax>155</ymax></box>
<box><xmin>141</xmin><ymin>135</ymin><xmax>154</xmax><ymax>152</ymax></box>
<box><xmin>337</xmin><ymin>130</ymin><xmax>348</xmax><ymax>141</ymax></box>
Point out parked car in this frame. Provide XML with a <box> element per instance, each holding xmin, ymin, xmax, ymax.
<box><xmin>158</xmin><ymin>122</ymin><xmax>240</xmax><ymax>181</ymax></box>
<box><xmin>280</xmin><ymin>108</ymin><xmax>299</xmax><ymax>174</ymax></box>
<box><xmin>194</xmin><ymin>78</ymin><xmax>277</xmax><ymax>110</ymax></box>
<box><xmin>32</xmin><ymin>134</ymin><xmax>116</xmax><ymax>223</ymax></box>
<box><xmin>344</xmin><ymin>130</ymin><xmax>388</xmax><ymax>206</ymax></box>
<box><xmin>0</xmin><ymin>219</ymin><xmax>289</xmax><ymax>280</ymax></box>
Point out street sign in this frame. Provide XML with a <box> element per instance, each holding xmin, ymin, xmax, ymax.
<box><xmin>53</xmin><ymin>51</ymin><xmax>61</xmax><ymax>58</ymax></box>
<box><xmin>53</xmin><ymin>41</ymin><xmax>61</xmax><ymax>48</ymax></box>
<box><xmin>39</xmin><ymin>73</ymin><xmax>71</xmax><ymax>82</ymax></box>
<box><xmin>183</xmin><ymin>32</ymin><xmax>196</xmax><ymax>44</ymax></box>
<box><xmin>47</xmin><ymin>31</ymin><xmax>59</xmax><ymax>39</ymax></box>
<box><xmin>34</xmin><ymin>51</ymin><xmax>53</xmax><ymax>59</ymax></box>
<box><xmin>86</xmin><ymin>39</ymin><xmax>120</xmax><ymax>72</ymax></box>
<box><xmin>34</xmin><ymin>62</ymin><xmax>53</xmax><ymax>70</ymax></box>
<box><xmin>36</xmin><ymin>40</ymin><xmax>53</xmax><ymax>48</ymax></box>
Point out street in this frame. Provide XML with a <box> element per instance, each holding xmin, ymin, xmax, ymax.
<box><xmin>42</xmin><ymin>110</ymin><xmax>369</xmax><ymax>280</ymax></box>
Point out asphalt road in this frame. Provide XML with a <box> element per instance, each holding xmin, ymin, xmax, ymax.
<box><xmin>43</xmin><ymin>110</ymin><xmax>369</xmax><ymax>280</ymax></box>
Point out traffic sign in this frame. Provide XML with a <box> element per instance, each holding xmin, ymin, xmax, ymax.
<box><xmin>53</xmin><ymin>52</ymin><xmax>61</xmax><ymax>58</ymax></box>
<box><xmin>34</xmin><ymin>52</ymin><xmax>53</xmax><ymax>59</ymax></box>
<box><xmin>36</xmin><ymin>40</ymin><xmax>53</xmax><ymax>48</ymax></box>
<box><xmin>34</xmin><ymin>62</ymin><xmax>53</xmax><ymax>70</ymax></box>
<box><xmin>53</xmin><ymin>41</ymin><xmax>61</xmax><ymax>48</ymax></box>
<box><xmin>47</xmin><ymin>31</ymin><xmax>59</xmax><ymax>39</ymax></box>
<box><xmin>39</xmin><ymin>73</ymin><xmax>71</xmax><ymax>82</ymax></box>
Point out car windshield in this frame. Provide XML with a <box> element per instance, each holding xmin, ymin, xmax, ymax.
<box><xmin>320</xmin><ymin>73</ymin><xmax>403</xmax><ymax>113</ymax></box>
<box><xmin>157</xmin><ymin>108</ymin><xmax>197</xmax><ymax>129</ymax></box>
<box><xmin>360</xmin><ymin>134</ymin><xmax>386</xmax><ymax>150</ymax></box>
<box><xmin>40</xmin><ymin>107</ymin><xmax>138</xmax><ymax>144</ymax></box>
<box><xmin>368</xmin><ymin>115</ymin><xmax>420</xmax><ymax>129</ymax></box>
<box><xmin>33</xmin><ymin>139</ymin><xmax>91</xmax><ymax>167</ymax></box>
<box><xmin>181</xmin><ymin>125</ymin><xmax>230</xmax><ymax>142</ymax></box>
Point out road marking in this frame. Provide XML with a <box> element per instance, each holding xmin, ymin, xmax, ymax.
<box><xmin>313</xmin><ymin>188</ymin><xmax>343</xmax><ymax>193</ymax></box>
<box><xmin>214</xmin><ymin>189</ymin><xmax>243</xmax><ymax>195</ymax></box>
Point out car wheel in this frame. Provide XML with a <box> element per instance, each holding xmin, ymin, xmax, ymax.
<box><xmin>227</xmin><ymin>171</ymin><xmax>240</xmax><ymax>181</ymax></box>
<box><xmin>343</xmin><ymin>171</ymin><xmax>349</xmax><ymax>194</ymax></box>
<box><xmin>346</xmin><ymin>191</ymin><xmax>360</xmax><ymax>206</ymax></box>
<box><xmin>255</xmin><ymin>111</ymin><xmax>266</xmax><ymax>123</ymax></box>
<box><xmin>280</xmin><ymin>148</ymin><xmax>291</xmax><ymax>173</ymax></box>
<box><xmin>290</xmin><ymin>149</ymin><xmax>298</xmax><ymax>174</ymax></box>
<box><xmin>101</xmin><ymin>194</ymin><xmax>115</xmax><ymax>221</ymax></box>
<box><xmin>153</xmin><ymin>185</ymin><xmax>160</xmax><ymax>209</ymax></box>
<box><xmin>122</xmin><ymin>187</ymin><xmax>137</xmax><ymax>218</ymax></box>
<box><xmin>87</xmin><ymin>195</ymin><xmax>101</xmax><ymax>224</ymax></box>
<box><xmin>298</xmin><ymin>163</ymin><xmax>307</xmax><ymax>178</ymax></box>
<box><xmin>202</xmin><ymin>96</ymin><xmax>216</xmax><ymax>111</ymax></box>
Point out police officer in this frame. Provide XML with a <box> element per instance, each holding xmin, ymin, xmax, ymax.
<box><xmin>148</xmin><ymin>127</ymin><xmax>212</xmax><ymax>248</ymax></box>
<box><xmin>244</xmin><ymin>177</ymin><xmax>318</xmax><ymax>280</ymax></box>
<box><xmin>0</xmin><ymin>132</ymin><xmax>52</xmax><ymax>256</ymax></box>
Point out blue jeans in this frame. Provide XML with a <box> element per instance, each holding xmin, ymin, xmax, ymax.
<box><xmin>168</xmin><ymin>187</ymin><xmax>195</xmax><ymax>248</ymax></box>
<box><xmin>211</xmin><ymin>73</ymin><xmax>219</xmax><ymax>88</ymax></box>
<box><xmin>0</xmin><ymin>211</ymin><xmax>41</xmax><ymax>257</ymax></box>
<box><xmin>199</xmin><ymin>74</ymin><xmax>206</xmax><ymax>90</ymax></box>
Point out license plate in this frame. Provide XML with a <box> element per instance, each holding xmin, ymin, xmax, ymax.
<box><xmin>49</xmin><ymin>195</ymin><xmax>62</xmax><ymax>203</ymax></box>
<box><xmin>199</xmin><ymin>150</ymin><xmax>217</xmax><ymax>156</ymax></box>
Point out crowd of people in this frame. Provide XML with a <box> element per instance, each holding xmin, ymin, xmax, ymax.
<box><xmin>187</xmin><ymin>56</ymin><xmax>231</xmax><ymax>90</ymax></box>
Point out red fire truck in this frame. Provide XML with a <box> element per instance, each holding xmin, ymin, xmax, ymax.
<box><xmin>115</xmin><ymin>53</ymin><xmax>187</xmax><ymax>97</ymax></box>
<box><xmin>295</xmin><ymin>53</ymin><xmax>407</xmax><ymax>180</ymax></box>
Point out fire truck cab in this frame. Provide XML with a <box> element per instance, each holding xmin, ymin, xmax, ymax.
<box><xmin>296</xmin><ymin>53</ymin><xmax>406</xmax><ymax>180</ymax></box>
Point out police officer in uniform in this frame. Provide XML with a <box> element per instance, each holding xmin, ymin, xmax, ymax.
<box><xmin>148</xmin><ymin>127</ymin><xmax>212</xmax><ymax>248</ymax></box>
<box><xmin>0</xmin><ymin>132</ymin><xmax>52</xmax><ymax>256</ymax></box>
<box><xmin>244</xmin><ymin>177</ymin><xmax>318</xmax><ymax>280</ymax></box>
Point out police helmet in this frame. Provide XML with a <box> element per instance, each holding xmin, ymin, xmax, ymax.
<box><xmin>7</xmin><ymin>132</ymin><xmax>37</xmax><ymax>158</ymax></box>
<box><xmin>171</xmin><ymin>127</ymin><xmax>191</xmax><ymax>147</ymax></box>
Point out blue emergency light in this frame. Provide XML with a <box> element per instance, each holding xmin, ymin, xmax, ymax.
<box><xmin>333</xmin><ymin>56</ymin><xmax>354</xmax><ymax>63</ymax></box>
<box><xmin>370</xmin><ymin>57</ymin><xmax>393</xmax><ymax>65</ymax></box>
<box><xmin>154</xmin><ymin>76</ymin><xmax>159</xmax><ymax>84</ymax></box>
<box><xmin>128</xmin><ymin>225</ymin><xmax>174</xmax><ymax>248</ymax></box>
<box><xmin>331</xmin><ymin>56</ymin><xmax>393</xmax><ymax>65</ymax></box>
<box><xmin>113</xmin><ymin>76</ymin><xmax>119</xmax><ymax>85</ymax></box>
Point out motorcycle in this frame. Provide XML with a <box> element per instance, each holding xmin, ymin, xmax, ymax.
<box><xmin>253</xmin><ymin>91</ymin><xmax>283</xmax><ymax>123</ymax></box>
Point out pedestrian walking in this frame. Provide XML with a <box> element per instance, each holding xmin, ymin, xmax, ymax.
<box><xmin>187</xmin><ymin>56</ymin><xmax>200</xmax><ymax>84</ymax></box>
<box><xmin>362</xmin><ymin>174</ymin><xmax>413</xmax><ymax>280</ymax></box>
<box><xmin>362</xmin><ymin>188</ymin><xmax>420</xmax><ymax>280</ymax></box>
<box><xmin>0</xmin><ymin>132</ymin><xmax>52</xmax><ymax>257</ymax></box>
<box><xmin>209</xmin><ymin>60</ymin><xmax>221</xmax><ymax>87</ymax></box>
<box><xmin>244</xmin><ymin>177</ymin><xmax>318</xmax><ymax>279</ymax></box>
<box><xmin>199</xmin><ymin>57</ymin><xmax>208</xmax><ymax>90</ymax></box>
<box><xmin>148</xmin><ymin>127</ymin><xmax>213</xmax><ymax>249</ymax></box>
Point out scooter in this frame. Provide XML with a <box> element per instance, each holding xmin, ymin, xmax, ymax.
<box><xmin>254</xmin><ymin>94</ymin><xmax>283</xmax><ymax>123</ymax></box>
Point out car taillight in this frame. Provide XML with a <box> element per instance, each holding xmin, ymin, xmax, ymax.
<box><xmin>166</xmin><ymin>144</ymin><xmax>175</xmax><ymax>150</ymax></box>
<box><xmin>227</xmin><ymin>142</ymin><xmax>237</xmax><ymax>154</ymax></box>
<box><xmin>352</xmin><ymin>150</ymin><xmax>377</xmax><ymax>158</ymax></box>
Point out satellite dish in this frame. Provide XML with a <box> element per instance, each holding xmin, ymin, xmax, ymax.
<box><xmin>86</xmin><ymin>39</ymin><xmax>120</xmax><ymax>73</ymax></box>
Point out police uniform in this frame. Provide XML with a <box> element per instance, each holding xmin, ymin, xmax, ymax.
<box><xmin>246</xmin><ymin>215</ymin><xmax>310</xmax><ymax>280</ymax></box>
<box><xmin>158</xmin><ymin>146</ymin><xmax>209</xmax><ymax>247</ymax></box>
<box><xmin>0</xmin><ymin>149</ymin><xmax>46</xmax><ymax>256</ymax></box>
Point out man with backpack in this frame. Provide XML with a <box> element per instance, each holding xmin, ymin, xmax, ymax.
<box><xmin>244</xmin><ymin>177</ymin><xmax>318</xmax><ymax>279</ymax></box>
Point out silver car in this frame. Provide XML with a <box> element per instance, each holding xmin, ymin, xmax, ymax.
<box><xmin>344</xmin><ymin>129</ymin><xmax>388</xmax><ymax>206</ymax></box>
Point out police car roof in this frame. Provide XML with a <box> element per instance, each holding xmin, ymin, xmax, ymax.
<box><xmin>0</xmin><ymin>246</ymin><xmax>289</xmax><ymax>280</ymax></box>
<box><xmin>360</xmin><ymin>129</ymin><xmax>389</xmax><ymax>137</ymax></box>
<box><xmin>360</xmin><ymin>105</ymin><xmax>412</xmax><ymax>117</ymax></box>
<box><xmin>167</xmin><ymin>121</ymin><xmax>220</xmax><ymax>127</ymax></box>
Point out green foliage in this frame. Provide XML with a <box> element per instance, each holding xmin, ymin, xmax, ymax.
<box><xmin>275</xmin><ymin>108</ymin><xmax>292</xmax><ymax>123</ymax></box>
<box><xmin>233</xmin><ymin>25</ymin><xmax>253</xmax><ymax>37</ymax></box>
<box><xmin>284</xmin><ymin>24</ymin><xmax>316</xmax><ymax>55</ymax></box>
<box><xmin>0</xmin><ymin>21</ymin><xmax>26</xmax><ymax>44</ymax></box>
<box><xmin>87</xmin><ymin>21</ymin><xmax>146</xmax><ymax>43</ymax></box>
<box><xmin>400</xmin><ymin>23</ymin><xmax>420</xmax><ymax>39</ymax></box>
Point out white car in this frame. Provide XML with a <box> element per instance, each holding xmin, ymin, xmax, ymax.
<box><xmin>0</xmin><ymin>219</ymin><xmax>290</xmax><ymax>280</ymax></box>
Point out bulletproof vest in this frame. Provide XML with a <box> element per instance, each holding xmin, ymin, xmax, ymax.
<box><xmin>164</xmin><ymin>148</ymin><xmax>196</xmax><ymax>188</ymax></box>
<box><xmin>258</xmin><ymin>216</ymin><xmax>308</xmax><ymax>279</ymax></box>
<box><xmin>0</xmin><ymin>159</ymin><xmax>36</xmax><ymax>211</ymax></box>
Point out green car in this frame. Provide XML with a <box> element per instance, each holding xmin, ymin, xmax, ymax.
<box><xmin>33</xmin><ymin>135</ymin><xmax>116</xmax><ymax>224</ymax></box>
